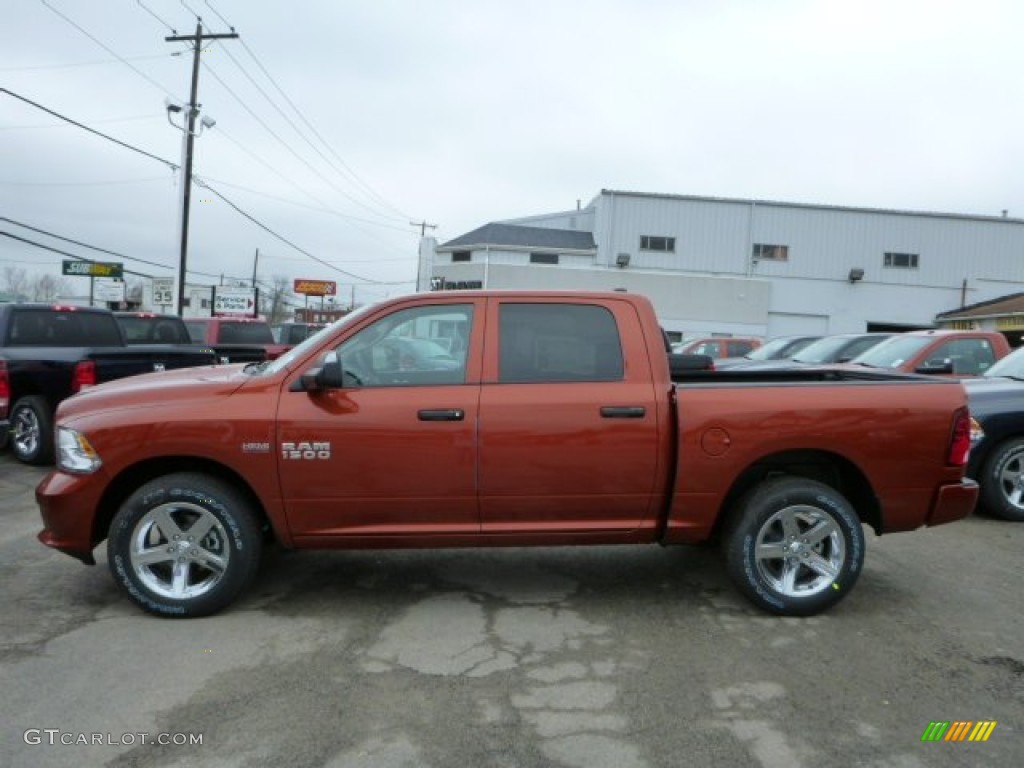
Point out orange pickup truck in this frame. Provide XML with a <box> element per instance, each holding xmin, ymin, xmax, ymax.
<box><xmin>36</xmin><ymin>291</ymin><xmax>978</xmax><ymax>618</ymax></box>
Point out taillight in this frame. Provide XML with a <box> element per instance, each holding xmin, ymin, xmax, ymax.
<box><xmin>948</xmin><ymin>406</ymin><xmax>972</xmax><ymax>466</ymax></box>
<box><xmin>72</xmin><ymin>361</ymin><xmax>97</xmax><ymax>393</ymax></box>
<box><xmin>0</xmin><ymin>360</ymin><xmax>9</xmax><ymax>417</ymax></box>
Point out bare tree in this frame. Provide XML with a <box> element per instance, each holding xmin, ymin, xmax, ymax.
<box><xmin>259</xmin><ymin>274</ymin><xmax>295</xmax><ymax>325</ymax></box>
<box><xmin>125</xmin><ymin>278</ymin><xmax>144</xmax><ymax>304</ymax></box>
<box><xmin>2</xmin><ymin>266</ymin><xmax>30</xmax><ymax>300</ymax></box>
<box><xmin>29</xmin><ymin>274</ymin><xmax>67</xmax><ymax>302</ymax></box>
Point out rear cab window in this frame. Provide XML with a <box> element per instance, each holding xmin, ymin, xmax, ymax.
<box><xmin>497</xmin><ymin>303</ymin><xmax>624</xmax><ymax>383</ymax></box>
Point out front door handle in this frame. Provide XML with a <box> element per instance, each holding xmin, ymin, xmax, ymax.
<box><xmin>600</xmin><ymin>406</ymin><xmax>646</xmax><ymax>418</ymax></box>
<box><xmin>418</xmin><ymin>408</ymin><xmax>465</xmax><ymax>421</ymax></box>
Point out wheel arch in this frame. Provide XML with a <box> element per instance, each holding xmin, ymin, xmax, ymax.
<box><xmin>92</xmin><ymin>457</ymin><xmax>277</xmax><ymax>548</ymax></box>
<box><xmin>711</xmin><ymin>449</ymin><xmax>881</xmax><ymax>540</ymax></box>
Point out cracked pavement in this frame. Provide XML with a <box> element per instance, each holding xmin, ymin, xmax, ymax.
<box><xmin>2</xmin><ymin>451</ymin><xmax>1022</xmax><ymax>767</ymax></box>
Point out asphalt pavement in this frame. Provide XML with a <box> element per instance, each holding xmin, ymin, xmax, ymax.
<box><xmin>1</xmin><ymin>449</ymin><xmax>1022</xmax><ymax>768</ymax></box>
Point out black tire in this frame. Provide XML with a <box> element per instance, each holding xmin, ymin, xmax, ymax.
<box><xmin>979</xmin><ymin>438</ymin><xmax>1024</xmax><ymax>522</ymax></box>
<box><xmin>10</xmin><ymin>395</ymin><xmax>54</xmax><ymax>465</ymax></box>
<box><xmin>723</xmin><ymin>477</ymin><xmax>865</xmax><ymax>616</ymax></box>
<box><xmin>107</xmin><ymin>473</ymin><xmax>263</xmax><ymax>618</ymax></box>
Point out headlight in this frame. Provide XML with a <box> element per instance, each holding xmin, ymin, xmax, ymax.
<box><xmin>57</xmin><ymin>427</ymin><xmax>103</xmax><ymax>474</ymax></box>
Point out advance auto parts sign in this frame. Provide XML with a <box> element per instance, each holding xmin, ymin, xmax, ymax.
<box><xmin>214</xmin><ymin>288</ymin><xmax>256</xmax><ymax>316</ymax></box>
<box><xmin>293</xmin><ymin>279</ymin><xmax>337</xmax><ymax>296</ymax></box>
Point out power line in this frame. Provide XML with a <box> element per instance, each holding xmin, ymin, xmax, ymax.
<box><xmin>0</xmin><ymin>177</ymin><xmax>169</xmax><ymax>188</ymax></box>
<box><xmin>203</xmin><ymin>0</ymin><xmax>234</xmax><ymax>31</ymax></box>
<box><xmin>136</xmin><ymin>0</ymin><xmax>176</xmax><ymax>33</ymax></box>
<box><xmin>1</xmin><ymin>113</ymin><xmax>162</xmax><ymax>131</ymax></box>
<box><xmin>38</xmin><ymin>0</ymin><xmax>182</xmax><ymax>100</ymax></box>
<box><xmin>193</xmin><ymin>177</ymin><xmax>401</xmax><ymax>284</ymax></box>
<box><xmin>219</xmin><ymin>43</ymin><xmax>408</xmax><ymax>224</ymax></box>
<box><xmin>200</xmin><ymin>60</ymin><xmax>404</xmax><ymax>225</ymax></box>
<box><xmin>198</xmin><ymin>175</ymin><xmax>418</xmax><ymax>234</ymax></box>
<box><xmin>1</xmin><ymin>216</ymin><xmax>172</xmax><ymax>271</ymax></box>
<box><xmin>3</xmin><ymin>88</ymin><xmax>411</xmax><ymax>285</ymax></box>
<box><xmin>1</xmin><ymin>88</ymin><xmax>178</xmax><ymax>170</ymax></box>
<box><xmin>202</xmin><ymin>0</ymin><xmax>410</xmax><ymax>221</ymax></box>
<box><xmin>1</xmin><ymin>231</ymin><xmax>157</xmax><ymax>279</ymax></box>
<box><xmin>1</xmin><ymin>217</ymin><xmax>254</xmax><ymax>284</ymax></box>
<box><xmin>0</xmin><ymin>53</ymin><xmax>175</xmax><ymax>72</ymax></box>
<box><xmin>235</xmin><ymin>37</ymin><xmax>412</xmax><ymax>221</ymax></box>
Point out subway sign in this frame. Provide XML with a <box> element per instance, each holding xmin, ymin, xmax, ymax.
<box><xmin>62</xmin><ymin>260</ymin><xmax>123</xmax><ymax>278</ymax></box>
<box><xmin>293</xmin><ymin>279</ymin><xmax>337</xmax><ymax>296</ymax></box>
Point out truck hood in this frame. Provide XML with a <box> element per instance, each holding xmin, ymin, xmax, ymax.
<box><xmin>58</xmin><ymin>364</ymin><xmax>252</xmax><ymax>422</ymax></box>
<box><xmin>963</xmin><ymin>375</ymin><xmax>1024</xmax><ymax>416</ymax></box>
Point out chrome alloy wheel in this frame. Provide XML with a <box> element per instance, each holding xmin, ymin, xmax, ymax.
<box><xmin>996</xmin><ymin>448</ymin><xmax>1024</xmax><ymax>513</ymax></box>
<box><xmin>12</xmin><ymin>406</ymin><xmax>40</xmax><ymax>458</ymax></box>
<box><xmin>753</xmin><ymin>505</ymin><xmax>845</xmax><ymax>598</ymax></box>
<box><xmin>129</xmin><ymin>502</ymin><xmax>231</xmax><ymax>599</ymax></box>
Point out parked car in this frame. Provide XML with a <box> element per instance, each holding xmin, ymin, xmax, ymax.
<box><xmin>713</xmin><ymin>334</ymin><xmax>822</xmax><ymax>370</ymax></box>
<box><xmin>727</xmin><ymin>333</ymin><xmax>893</xmax><ymax>370</ymax></box>
<box><xmin>672</xmin><ymin>336</ymin><xmax>762</xmax><ymax>358</ymax></box>
<box><xmin>37</xmin><ymin>290</ymin><xmax>976</xmax><ymax>618</ymax></box>
<box><xmin>183</xmin><ymin>317</ymin><xmax>288</xmax><ymax>363</ymax></box>
<box><xmin>964</xmin><ymin>347</ymin><xmax>1024</xmax><ymax>521</ymax></box>
<box><xmin>0</xmin><ymin>304</ymin><xmax>215</xmax><ymax>464</ymax></box>
<box><xmin>115</xmin><ymin>312</ymin><xmax>199</xmax><ymax>345</ymax></box>
<box><xmin>848</xmin><ymin>330</ymin><xmax>1011</xmax><ymax>376</ymax></box>
<box><xmin>272</xmin><ymin>322</ymin><xmax>327</xmax><ymax>346</ymax></box>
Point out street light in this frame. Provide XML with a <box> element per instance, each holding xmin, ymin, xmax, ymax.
<box><xmin>166</xmin><ymin>100</ymin><xmax>215</xmax><ymax>316</ymax></box>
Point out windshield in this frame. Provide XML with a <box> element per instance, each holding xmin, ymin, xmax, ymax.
<box><xmin>851</xmin><ymin>335</ymin><xmax>932</xmax><ymax>368</ymax></box>
<box><xmin>745</xmin><ymin>337</ymin><xmax>795</xmax><ymax>360</ymax></box>
<box><xmin>744</xmin><ymin>336</ymin><xmax>819</xmax><ymax>360</ymax></box>
<box><xmin>792</xmin><ymin>336</ymin><xmax>853</xmax><ymax>364</ymax></box>
<box><xmin>984</xmin><ymin>346</ymin><xmax>1024</xmax><ymax>378</ymax></box>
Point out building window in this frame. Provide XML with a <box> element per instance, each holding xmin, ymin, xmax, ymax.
<box><xmin>640</xmin><ymin>235</ymin><xmax>675</xmax><ymax>252</ymax></box>
<box><xmin>200</xmin><ymin>298</ymin><xmax>210</xmax><ymax>309</ymax></box>
<box><xmin>753</xmin><ymin>244</ymin><xmax>789</xmax><ymax>261</ymax></box>
<box><xmin>530</xmin><ymin>253</ymin><xmax>559</xmax><ymax>265</ymax></box>
<box><xmin>884</xmin><ymin>252</ymin><xmax>919</xmax><ymax>268</ymax></box>
<box><xmin>451</xmin><ymin>251</ymin><xmax>471</xmax><ymax>262</ymax></box>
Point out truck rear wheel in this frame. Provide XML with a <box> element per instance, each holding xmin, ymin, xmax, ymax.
<box><xmin>723</xmin><ymin>477</ymin><xmax>865</xmax><ymax>616</ymax></box>
<box><xmin>107</xmin><ymin>473</ymin><xmax>262</xmax><ymax>618</ymax></box>
<box><xmin>979</xmin><ymin>438</ymin><xmax>1024</xmax><ymax>521</ymax></box>
<box><xmin>10</xmin><ymin>395</ymin><xmax>54</xmax><ymax>465</ymax></box>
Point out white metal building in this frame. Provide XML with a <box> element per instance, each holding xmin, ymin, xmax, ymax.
<box><xmin>421</xmin><ymin>189</ymin><xmax>1024</xmax><ymax>340</ymax></box>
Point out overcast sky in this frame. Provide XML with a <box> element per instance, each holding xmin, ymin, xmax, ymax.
<box><xmin>3</xmin><ymin>0</ymin><xmax>1023</xmax><ymax>306</ymax></box>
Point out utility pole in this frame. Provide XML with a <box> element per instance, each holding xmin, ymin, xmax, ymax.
<box><xmin>411</xmin><ymin>220</ymin><xmax>438</xmax><ymax>293</ymax></box>
<box><xmin>165</xmin><ymin>21</ymin><xmax>238</xmax><ymax>316</ymax></box>
<box><xmin>410</xmin><ymin>220</ymin><xmax>437</xmax><ymax>237</ymax></box>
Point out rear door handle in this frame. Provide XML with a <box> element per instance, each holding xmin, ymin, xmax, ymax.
<box><xmin>600</xmin><ymin>406</ymin><xmax>646</xmax><ymax>418</ymax></box>
<box><xmin>418</xmin><ymin>408</ymin><xmax>465</xmax><ymax>421</ymax></box>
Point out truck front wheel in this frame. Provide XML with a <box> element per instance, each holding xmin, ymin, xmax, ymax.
<box><xmin>723</xmin><ymin>477</ymin><xmax>865</xmax><ymax>616</ymax></box>
<box><xmin>107</xmin><ymin>473</ymin><xmax>262</xmax><ymax>618</ymax></box>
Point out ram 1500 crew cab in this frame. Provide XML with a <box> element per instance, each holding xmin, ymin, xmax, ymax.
<box><xmin>36</xmin><ymin>291</ymin><xmax>978</xmax><ymax>618</ymax></box>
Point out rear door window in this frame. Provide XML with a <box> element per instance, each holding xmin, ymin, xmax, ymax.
<box><xmin>498</xmin><ymin>303</ymin><xmax>624</xmax><ymax>383</ymax></box>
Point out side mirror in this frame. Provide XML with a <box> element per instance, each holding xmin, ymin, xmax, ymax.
<box><xmin>916</xmin><ymin>358</ymin><xmax>955</xmax><ymax>375</ymax></box>
<box><xmin>298</xmin><ymin>351</ymin><xmax>346</xmax><ymax>392</ymax></box>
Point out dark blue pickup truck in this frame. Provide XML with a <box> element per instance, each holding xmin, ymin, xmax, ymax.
<box><xmin>0</xmin><ymin>304</ymin><xmax>216</xmax><ymax>464</ymax></box>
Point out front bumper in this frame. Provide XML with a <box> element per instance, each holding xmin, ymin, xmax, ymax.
<box><xmin>927</xmin><ymin>478</ymin><xmax>979</xmax><ymax>527</ymax></box>
<box><xmin>35</xmin><ymin>468</ymin><xmax>110</xmax><ymax>565</ymax></box>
